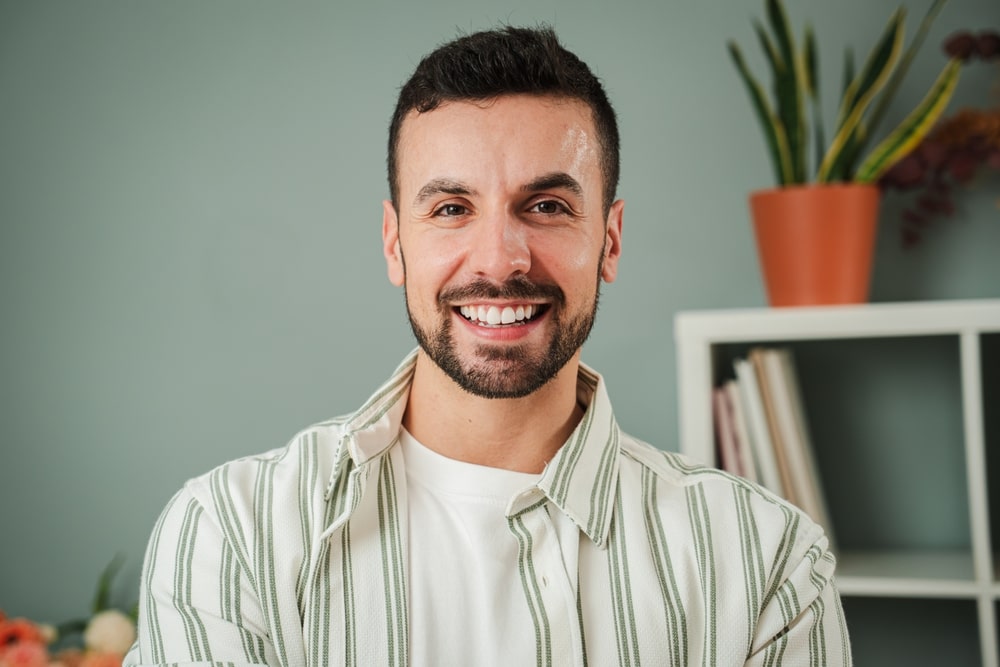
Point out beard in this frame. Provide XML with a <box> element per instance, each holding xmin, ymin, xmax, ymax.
<box><xmin>405</xmin><ymin>273</ymin><xmax>601</xmax><ymax>399</ymax></box>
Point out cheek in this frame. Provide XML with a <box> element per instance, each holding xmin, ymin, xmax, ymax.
<box><xmin>535</xmin><ymin>235</ymin><xmax>604</xmax><ymax>284</ymax></box>
<box><xmin>401</xmin><ymin>235</ymin><xmax>465</xmax><ymax>296</ymax></box>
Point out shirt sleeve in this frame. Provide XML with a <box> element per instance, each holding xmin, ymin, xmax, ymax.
<box><xmin>124</xmin><ymin>486</ymin><xmax>277</xmax><ymax>667</ymax></box>
<box><xmin>746</xmin><ymin>527</ymin><xmax>853</xmax><ymax>666</ymax></box>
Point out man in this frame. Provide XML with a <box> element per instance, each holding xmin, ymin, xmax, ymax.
<box><xmin>126</xmin><ymin>26</ymin><xmax>851</xmax><ymax>666</ymax></box>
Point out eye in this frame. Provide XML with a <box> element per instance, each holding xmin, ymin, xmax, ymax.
<box><xmin>434</xmin><ymin>203</ymin><xmax>468</xmax><ymax>217</ymax></box>
<box><xmin>530</xmin><ymin>200</ymin><xmax>567</xmax><ymax>215</ymax></box>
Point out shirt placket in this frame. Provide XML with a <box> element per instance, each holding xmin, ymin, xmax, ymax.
<box><xmin>509</xmin><ymin>494</ymin><xmax>584</xmax><ymax>667</ymax></box>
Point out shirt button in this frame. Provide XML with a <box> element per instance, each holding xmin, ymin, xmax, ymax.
<box><xmin>541</xmin><ymin>574</ymin><xmax>549</xmax><ymax>587</ymax></box>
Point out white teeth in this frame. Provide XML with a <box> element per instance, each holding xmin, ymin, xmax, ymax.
<box><xmin>458</xmin><ymin>303</ymin><xmax>540</xmax><ymax>325</ymax></box>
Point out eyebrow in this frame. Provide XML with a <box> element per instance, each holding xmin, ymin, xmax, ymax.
<box><xmin>412</xmin><ymin>172</ymin><xmax>584</xmax><ymax>206</ymax></box>
<box><xmin>522</xmin><ymin>172</ymin><xmax>583</xmax><ymax>197</ymax></box>
<box><xmin>414</xmin><ymin>178</ymin><xmax>475</xmax><ymax>206</ymax></box>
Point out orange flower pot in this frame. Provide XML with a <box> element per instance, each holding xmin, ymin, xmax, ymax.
<box><xmin>749</xmin><ymin>184</ymin><xmax>880</xmax><ymax>307</ymax></box>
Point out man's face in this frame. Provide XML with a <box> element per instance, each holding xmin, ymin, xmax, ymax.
<box><xmin>383</xmin><ymin>94</ymin><xmax>623</xmax><ymax>398</ymax></box>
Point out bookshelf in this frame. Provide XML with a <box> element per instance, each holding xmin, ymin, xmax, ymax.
<box><xmin>674</xmin><ymin>299</ymin><xmax>1000</xmax><ymax>666</ymax></box>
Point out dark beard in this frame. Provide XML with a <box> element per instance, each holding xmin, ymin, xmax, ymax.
<box><xmin>406</xmin><ymin>274</ymin><xmax>600</xmax><ymax>399</ymax></box>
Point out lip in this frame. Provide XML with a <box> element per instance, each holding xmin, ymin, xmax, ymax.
<box><xmin>451</xmin><ymin>303</ymin><xmax>549</xmax><ymax>341</ymax></box>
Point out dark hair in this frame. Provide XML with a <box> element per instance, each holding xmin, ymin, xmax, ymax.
<box><xmin>387</xmin><ymin>26</ymin><xmax>620</xmax><ymax>213</ymax></box>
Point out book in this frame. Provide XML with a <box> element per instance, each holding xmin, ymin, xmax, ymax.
<box><xmin>712</xmin><ymin>386</ymin><xmax>742</xmax><ymax>476</ymax></box>
<box><xmin>761</xmin><ymin>348</ymin><xmax>836</xmax><ymax>541</ymax></box>
<box><xmin>733</xmin><ymin>357</ymin><xmax>786</xmax><ymax>498</ymax></box>
<box><xmin>724</xmin><ymin>379</ymin><xmax>758</xmax><ymax>484</ymax></box>
<box><xmin>750</xmin><ymin>347</ymin><xmax>797</xmax><ymax>505</ymax></box>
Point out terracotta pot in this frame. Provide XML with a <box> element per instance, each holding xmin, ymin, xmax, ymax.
<box><xmin>749</xmin><ymin>184</ymin><xmax>880</xmax><ymax>307</ymax></box>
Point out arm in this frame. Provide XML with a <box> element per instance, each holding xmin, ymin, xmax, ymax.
<box><xmin>746</xmin><ymin>530</ymin><xmax>852</xmax><ymax>666</ymax></box>
<box><xmin>124</xmin><ymin>488</ymin><xmax>277</xmax><ymax>666</ymax></box>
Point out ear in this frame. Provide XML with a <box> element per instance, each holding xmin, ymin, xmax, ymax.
<box><xmin>382</xmin><ymin>200</ymin><xmax>405</xmax><ymax>287</ymax></box>
<box><xmin>600</xmin><ymin>199</ymin><xmax>624</xmax><ymax>283</ymax></box>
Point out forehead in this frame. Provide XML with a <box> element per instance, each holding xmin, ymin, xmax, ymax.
<box><xmin>395</xmin><ymin>95</ymin><xmax>601</xmax><ymax>196</ymax></box>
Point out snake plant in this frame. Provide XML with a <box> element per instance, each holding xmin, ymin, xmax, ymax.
<box><xmin>729</xmin><ymin>0</ymin><xmax>961</xmax><ymax>186</ymax></box>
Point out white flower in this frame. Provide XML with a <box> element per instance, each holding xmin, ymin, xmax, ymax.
<box><xmin>84</xmin><ymin>609</ymin><xmax>137</xmax><ymax>654</ymax></box>
<box><xmin>39</xmin><ymin>623</ymin><xmax>58</xmax><ymax>643</ymax></box>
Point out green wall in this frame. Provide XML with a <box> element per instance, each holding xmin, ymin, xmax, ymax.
<box><xmin>2</xmin><ymin>0</ymin><xmax>998</xmax><ymax>650</ymax></box>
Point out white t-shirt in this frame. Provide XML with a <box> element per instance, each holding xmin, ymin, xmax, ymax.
<box><xmin>401</xmin><ymin>427</ymin><xmax>552</xmax><ymax>666</ymax></box>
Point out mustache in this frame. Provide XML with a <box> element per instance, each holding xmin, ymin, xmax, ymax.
<box><xmin>439</xmin><ymin>276</ymin><xmax>565</xmax><ymax>305</ymax></box>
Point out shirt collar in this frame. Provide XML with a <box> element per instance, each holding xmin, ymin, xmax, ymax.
<box><xmin>325</xmin><ymin>350</ymin><xmax>621</xmax><ymax>547</ymax></box>
<box><xmin>531</xmin><ymin>362</ymin><xmax>620</xmax><ymax>548</ymax></box>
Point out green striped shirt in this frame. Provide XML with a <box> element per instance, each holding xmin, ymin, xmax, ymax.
<box><xmin>125</xmin><ymin>350</ymin><xmax>851</xmax><ymax>666</ymax></box>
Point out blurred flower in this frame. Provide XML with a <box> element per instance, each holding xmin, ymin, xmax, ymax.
<box><xmin>82</xmin><ymin>613</ymin><xmax>133</xmax><ymax>656</ymax></box>
<box><xmin>0</xmin><ymin>555</ymin><xmax>137</xmax><ymax>667</ymax></box>
<box><xmin>0</xmin><ymin>642</ymin><xmax>49</xmax><ymax>667</ymax></box>
<box><xmin>78</xmin><ymin>654</ymin><xmax>123</xmax><ymax>667</ymax></box>
<box><xmin>0</xmin><ymin>618</ymin><xmax>46</xmax><ymax>648</ymax></box>
<box><xmin>49</xmin><ymin>649</ymin><xmax>84</xmax><ymax>667</ymax></box>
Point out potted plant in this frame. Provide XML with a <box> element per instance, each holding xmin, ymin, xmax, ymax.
<box><xmin>729</xmin><ymin>0</ymin><xmax>962</xmax><ymax>306</ymax></box>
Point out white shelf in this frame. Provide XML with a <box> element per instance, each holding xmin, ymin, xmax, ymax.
<box><xmin>674</xmin><ymin>299</ymin><xmax>1000</xmax><ymax>342</ymax></box>
<box><xmin>674</xmin><ymin>299</ymin><xmax>1000</xmax><ymax>665</ymax></box>
<box><xmin>837</xmin><ymin>549</ymin><xmax>978</xmax><ymax>598</ymax></box>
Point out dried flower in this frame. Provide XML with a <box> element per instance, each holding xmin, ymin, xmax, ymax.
<box><xmin>944</xmin><ymin>29</ymin><xmax>1000</xmax><ymax>61</ymax></box>
<box><xmin>881</xmin><ymin>28</ymin><xmax>1000</xmax><ymax>246</ymax></box>
<box><xmin>944</xmin><ymin>31</ymin><xmax>976</xmax><ymax>60</ymax></box>
<box><xmin>977</xmin><ymin>31</ymin><xmax>1000</xmax><ymax>59</ymax></box>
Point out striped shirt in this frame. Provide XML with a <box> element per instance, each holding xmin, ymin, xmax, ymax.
<box><xmin>125</xmin><ymin>350</ymin><xmax>852</xmax><ymax>666</ymax></box>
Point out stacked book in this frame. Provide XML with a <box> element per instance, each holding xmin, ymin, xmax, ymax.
<box><xmin>712</xmin><ymin>347</ymin><xmax>835</xmax><ymax>542</ymax></box>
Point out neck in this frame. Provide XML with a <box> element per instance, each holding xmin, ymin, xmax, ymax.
<box><xmin>402</xmin><ymin>351</ymin><xmax>585</xmax><ymax>473</ymax></box>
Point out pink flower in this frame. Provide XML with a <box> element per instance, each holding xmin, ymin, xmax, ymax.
<box><xmin>0</xmin><ymin>642</ymin><xmax>49</xmax><ymax>667</ymax></box>
<box><xmin>0</xmin><ymin>618</ymin><xmax>47</xmax><ymax>647</ymax></box>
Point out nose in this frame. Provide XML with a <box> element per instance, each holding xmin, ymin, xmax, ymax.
<box><xmin>468</xmin><ymin>211</ymin><xmax>531</xmax><ymax>282</ymax></box>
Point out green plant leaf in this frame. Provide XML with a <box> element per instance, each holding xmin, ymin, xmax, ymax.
<box><xmin>765</xmin><ymin>0</ymin><xmax>795</xmax><ymax>70</ymax></box>
<box><xmin>866</xmin><ymin>0</ymin><xmax>949</xmax><ymax>139</ymax></box>
<box><xmin>55</xmin><ymin>618</ymin><xmax>89</xmax><ymax>641</ymax></box>
<box><xmin>753</xmin><ymin>19</ymin><xmax>783</xmax><ymax>72</ymax></box>
<box><xmin>92</xmin><ymin>553</ymin><xmax>126</xmax><ymax>614</ymax></box>
<box><xmin>841</xmin><ymin>48</ymin><xmax>855</xmax><ymax>103</ymax></box>
<box><xmin>728</xmin><ymin>41</ymin><xmax>794</xmax><ymax>184</ymax></box>
<box><xmin>803</xmin><ymin>24</ymin><xmax>818</xmax><ymax>100</ymax></box>
<box><xmin>765</xmin><ymin>0</ymin><xmax>807</xmax><ymax>182</ymax></box>
<box><xmin>804</xmin><ymin>24</ymin><xmax>825</xmax><ymax>178</ymax></box>
<box><xmin>835</xmin><ymin>8</ymin><xmax>905</xmax><ymax>131</ymax></box>
<box><xmin>818</xmin><ymin>8</ymin><xmax>905</xmax><ymax>181</ymax></box>
<box><xmin>855</xmin><ymin>58</ymin><xmax>962</xmax><ymax>183</ymax></box>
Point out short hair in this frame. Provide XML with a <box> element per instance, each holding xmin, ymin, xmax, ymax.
<box><xmin>387</xmin><ymin>26</ymin><xmax>620</xmax><ymax>214</ymax></box>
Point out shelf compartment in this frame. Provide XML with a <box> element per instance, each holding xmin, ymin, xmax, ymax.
<box><xmin>842</xmin><ymin>597</ymin><xmax>981</xmax><ymax>666</ymax></box>
<box><xmin>674</xmin><ymin>300</ymin><xmax>1000</xmax><ymax>666</ymax></box>
<box><xmin>709</xmin><ymin>335</ymin><xmax>972</xmax><ymax>552</ymax></box>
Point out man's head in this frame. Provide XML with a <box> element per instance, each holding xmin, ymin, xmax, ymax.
<box><xmin>383</xmin><ymin>27</ymin><xmax>623</xmax><ymax>400</ymax></box>
<box><xmin>387</xmin><ymin>26</ymin><xmax>620</xmax><ymax>215</ymax></box>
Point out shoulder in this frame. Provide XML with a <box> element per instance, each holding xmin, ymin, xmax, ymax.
<box><xmin>615</xmin><ymin>432</ymin><xmax>833</xmax><ymax>597</ymax></box>
<box><xmin>617</xmin><ymin>432</ymin><xmax>821</xmax><ymax>543</ymax></box>
<box><xmin>176</xmin><ymin>417</ymin><xmax>352</xmax><ymax>526</ymax></box>
<box><xmin>617</xmin><ymin>431</ymin><xmax>756</xmax><ymax>491</ymax></box>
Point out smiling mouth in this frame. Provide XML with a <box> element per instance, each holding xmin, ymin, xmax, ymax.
<box><xmin>457</xmin><ymin>304</ymin><xmax>548</xmax><ymax>327</ymax></box>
